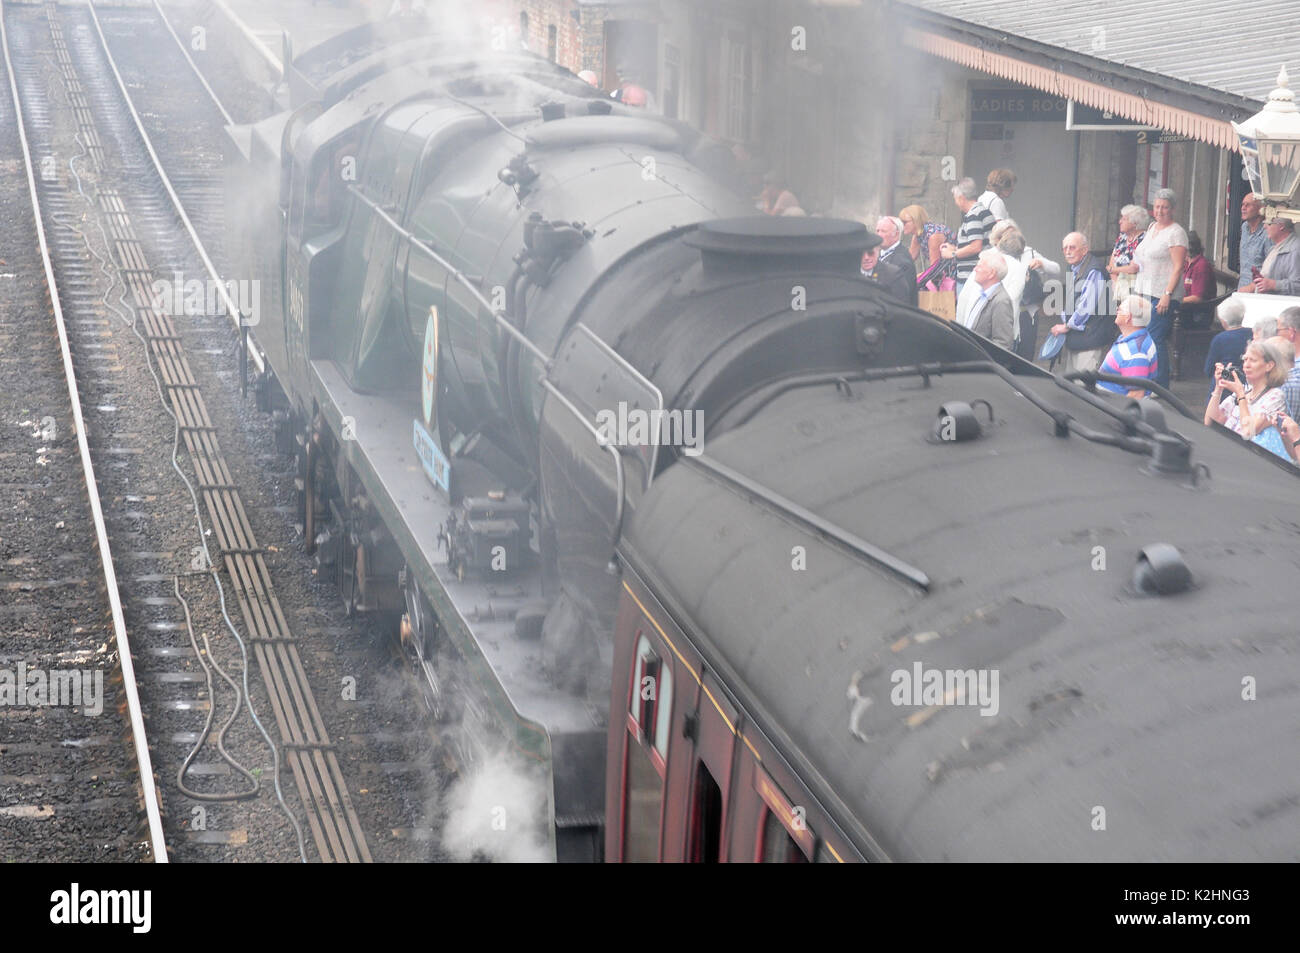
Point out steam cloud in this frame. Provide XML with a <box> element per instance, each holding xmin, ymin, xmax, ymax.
<box><xmin>439</xmin><ymin>750</ymin><xmax>551</xmax><ymax>863</ymax></box>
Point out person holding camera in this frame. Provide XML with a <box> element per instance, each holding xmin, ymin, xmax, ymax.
<box><xmin>1204</xmin><ymin>298</ymin><xmax>1253</xmax><ymax>400</ymax></box>
<box><xmin>1204</xmin><ymin>339</ymin><xmax>1291</xmax><ymax>448</ymax></box>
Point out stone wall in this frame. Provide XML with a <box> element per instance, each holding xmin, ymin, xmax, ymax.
<box><xmin>890</xmin><ymin>54</ymin><xmax>971</xmax><ymax>231</ymax></box>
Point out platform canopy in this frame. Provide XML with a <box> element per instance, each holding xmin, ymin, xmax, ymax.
<box><xmin>900</xmin><ymin>0</ymin><xmax>1300</xmax><ymax>150</ymax></box>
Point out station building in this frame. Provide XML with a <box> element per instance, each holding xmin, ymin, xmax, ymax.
<box><xmin>893</xmin><ymin>0</ymin><xmax>1300</xmax><ymax>284</ymax></box>
<box><xmin>494</xmin><ymin>0</ymin><xmax>1299</xmax><ymax>289</ymax></box>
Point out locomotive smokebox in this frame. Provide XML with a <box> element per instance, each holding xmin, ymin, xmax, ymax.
<box><xmin>685</xmin><ymin>217</ymin><xmax>877</xmax><ymax>277</ymax></box>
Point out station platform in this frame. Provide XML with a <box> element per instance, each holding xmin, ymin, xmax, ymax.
<box><xmin>188</xmin><ymin>0</ymin><xmax>378</xmax><ymax>85</ymax></box>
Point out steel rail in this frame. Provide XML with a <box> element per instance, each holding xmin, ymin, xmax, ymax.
<box><xmin>84</xmin><ymin>0</ymin><xmax>265</xmax><ymax>375</ymax></box>
<box><xmin>82</xmin><ymin>0</ymin><xmax>370</xmax><ymax>862</ymax></box>
<box><xmin>0</xmin><ymin>0</ymin><xmax>168</xmax><ymax>863</ymax></box>
<box><xmin>147</xmin><ymin>0</ymin><xmax>233</xmax><ymax>126</ymax></box>
<box><xmin>209</xmin><ymin>0</ymin><xmax>282</xmax><ymax>77</ymax></box>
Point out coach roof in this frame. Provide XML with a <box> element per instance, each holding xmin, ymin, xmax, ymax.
<box><xmin>621</xmin><ymin>368</ymin><xmax>1300</xmax><ymax>861</ymax></box>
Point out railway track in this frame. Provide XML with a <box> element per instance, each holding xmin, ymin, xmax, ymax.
<box><xmin>0</xmin><ymin>0</ymin><xmax>401</xmax><ymax>862</ymax></box>
<box><xmin>0</xmin><ymin>0</ymin><xmax>164</xmax><ymax>862</ymax></box>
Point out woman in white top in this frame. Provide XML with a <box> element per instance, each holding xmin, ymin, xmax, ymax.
<box><xmin>978</xmin><ymin>168</ymin><xmax>1015</xmax><ymax>222</ymax></box>
<box><xmin>1132</xmin><ymin>188</ymin><xmax>1187</xmax><ymax>389</ymax></box>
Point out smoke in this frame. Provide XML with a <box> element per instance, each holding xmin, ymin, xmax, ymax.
<box><xmin>438</xmin><ymin>749</ymin><xmax>552</xmax><ymax>863</ymax></box>
<box><xmin>356</xmin><ymin>0</ymin><xmax>518</xmax><ymax>54</ymax></box>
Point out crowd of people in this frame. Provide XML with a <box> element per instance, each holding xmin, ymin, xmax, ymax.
<box><xmin>849</xmin><ymin>168</ymin><xmax>1300</xmax><ymax>466</ymax></box>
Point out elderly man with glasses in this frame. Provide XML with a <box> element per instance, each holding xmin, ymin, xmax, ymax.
<box><xmin>1237</xmin><ymin>194</ymin><xmax>1270</xmax><ymax>290</ymax></box>
<box><xmin>1250</xmin><ymin>216</ymin><xmax>1300</xmax><ymax>296</ymax></box>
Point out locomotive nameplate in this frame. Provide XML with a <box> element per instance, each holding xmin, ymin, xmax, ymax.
<box><xmin>413</xmin><ymin>419</ymin><xmax>450</xmax><ymax>494</ymax></box>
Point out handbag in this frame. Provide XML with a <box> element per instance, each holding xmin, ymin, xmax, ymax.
<box><xmin>1022</xmin><ymin>265</ymin><xmax>1046</xmax><ymax>308</ymax></box>
<box><xmin>1251</xmin><ymin>425</ymin><xmax>1292</xmax><ymax>461</ymax></box>
<box><xmin>917</xmin><ymin>290</ymin><xmax>956</xmax><ymax>321</ymax></box>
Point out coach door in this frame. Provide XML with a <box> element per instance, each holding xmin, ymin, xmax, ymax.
<box><xmin>682</xmin><ymin>669</ymin><xmax>738</xmax><ymax>863</ymax></box>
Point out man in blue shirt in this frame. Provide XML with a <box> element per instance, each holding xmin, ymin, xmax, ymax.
<box><xmin>1048</xmin><ymin>232</ymin><xmax>1113</xmax><ymax>373</ymax></box>
<box><xmin>1238</xmin><ymin>194</ymin><xmax>1271</xmax><ymax>289</ymax></box>
<box><xmin>1204</xmin><ymin>298</ymin><xmax>1254</xmax><ymax>400</ymax></box>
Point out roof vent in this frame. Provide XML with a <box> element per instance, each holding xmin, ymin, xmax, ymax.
<box><xmin>1148</xmin><ymin>433</ymin><xmax>1192</xmax><ymax>475</ymax></box>
<box><xmin>1133</xmin><ymin>543</ymin><xmax>1193</xmax><ymax>595</ymax></box>
<box><xmin>928</xmin><ymin>400</ymin><xmax>994</xmax><ymax>443</ymax></box>
<box><xmin>540</xmin><ymin>101</ymin><xmax>566</xmax><ymax>122</ymax></box>
<box><xmin>685</xmin><ymin>217</ymin><xmax>875</xmax><ymax>277</ymax></box>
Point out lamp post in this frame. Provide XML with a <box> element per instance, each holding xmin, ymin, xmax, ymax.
<box><xmin>1232</xmin><ymin>66</ymin><xmax>1300</xmax><ymax>221</ymax></box>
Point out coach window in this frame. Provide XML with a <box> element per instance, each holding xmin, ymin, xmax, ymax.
<box><xmin>761</xmin><ymin>810</ymin><xmax>809</xmax><ymax>863</ymax></box>
<box><xmin>623</xmin><ymin>633</ymin><xmax>671</xmax><ymax>861</ymax></box>
<box><xmin>755</xmin><ymin>768</ymin><xmax>813</xmax><ymax>863</ymax></box>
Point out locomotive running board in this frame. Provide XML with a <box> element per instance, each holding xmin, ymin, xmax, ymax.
<box><xmin>309</xmin><ymin>359</ymin><xmax>607</xmax><ymax>856</ymax></box>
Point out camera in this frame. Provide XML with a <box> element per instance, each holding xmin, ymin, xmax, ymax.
<box><xmin>1221</xmin><ymin>363</ymin><xmax>1243</xmax><ymax>384</ymax></box>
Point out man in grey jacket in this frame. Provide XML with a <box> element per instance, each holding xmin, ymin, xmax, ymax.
<box><xmin>1251</xmin><ymin>216</ymin><xmax>1300</xmax><ymax>296</ymax></box>
<box><xmin>958</xmin><ymin>250</ymin><xmax>1015</xmax><ymax>350</ymax></box>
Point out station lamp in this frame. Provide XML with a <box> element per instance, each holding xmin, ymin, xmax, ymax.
<box><xmin>1232</xmin><ymin>66</ymin><xmax>1300</xmax><ymax>215</ymax></box>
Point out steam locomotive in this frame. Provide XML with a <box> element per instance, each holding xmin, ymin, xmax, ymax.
<box><xmin>226</xmin><ymin>19</ymin><xmax>1300</xmax><ymax>861</ymax></box>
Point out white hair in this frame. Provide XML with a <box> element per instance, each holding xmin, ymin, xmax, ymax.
<box><xmin>876</xmin><ymin>216</ymin><xmax>903</xmax><ymax>239</ymax></box>
<box><xmin>978</xmin><ymin>249</ymin><xmax>1008</xmax><ymax>282</ymax></box>
<box><xmin>1120</xmin><ymin>294</ymin><xmax>1151</xmax><ymax>327</ymax></box>
<box><xmin>1217</xmin><ymin>298</ymin><xmax>1246</xmax><ymax>329</ymax></box>
<box><xmin>1120</xmin><ymin>204</ymin><xmax>1151</xmax><ymax>230</ymax></box>
<box><xmin>989</xmin><ymin>219</ymin><xmax>1018</xmax><ymax>244</ymax></box>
